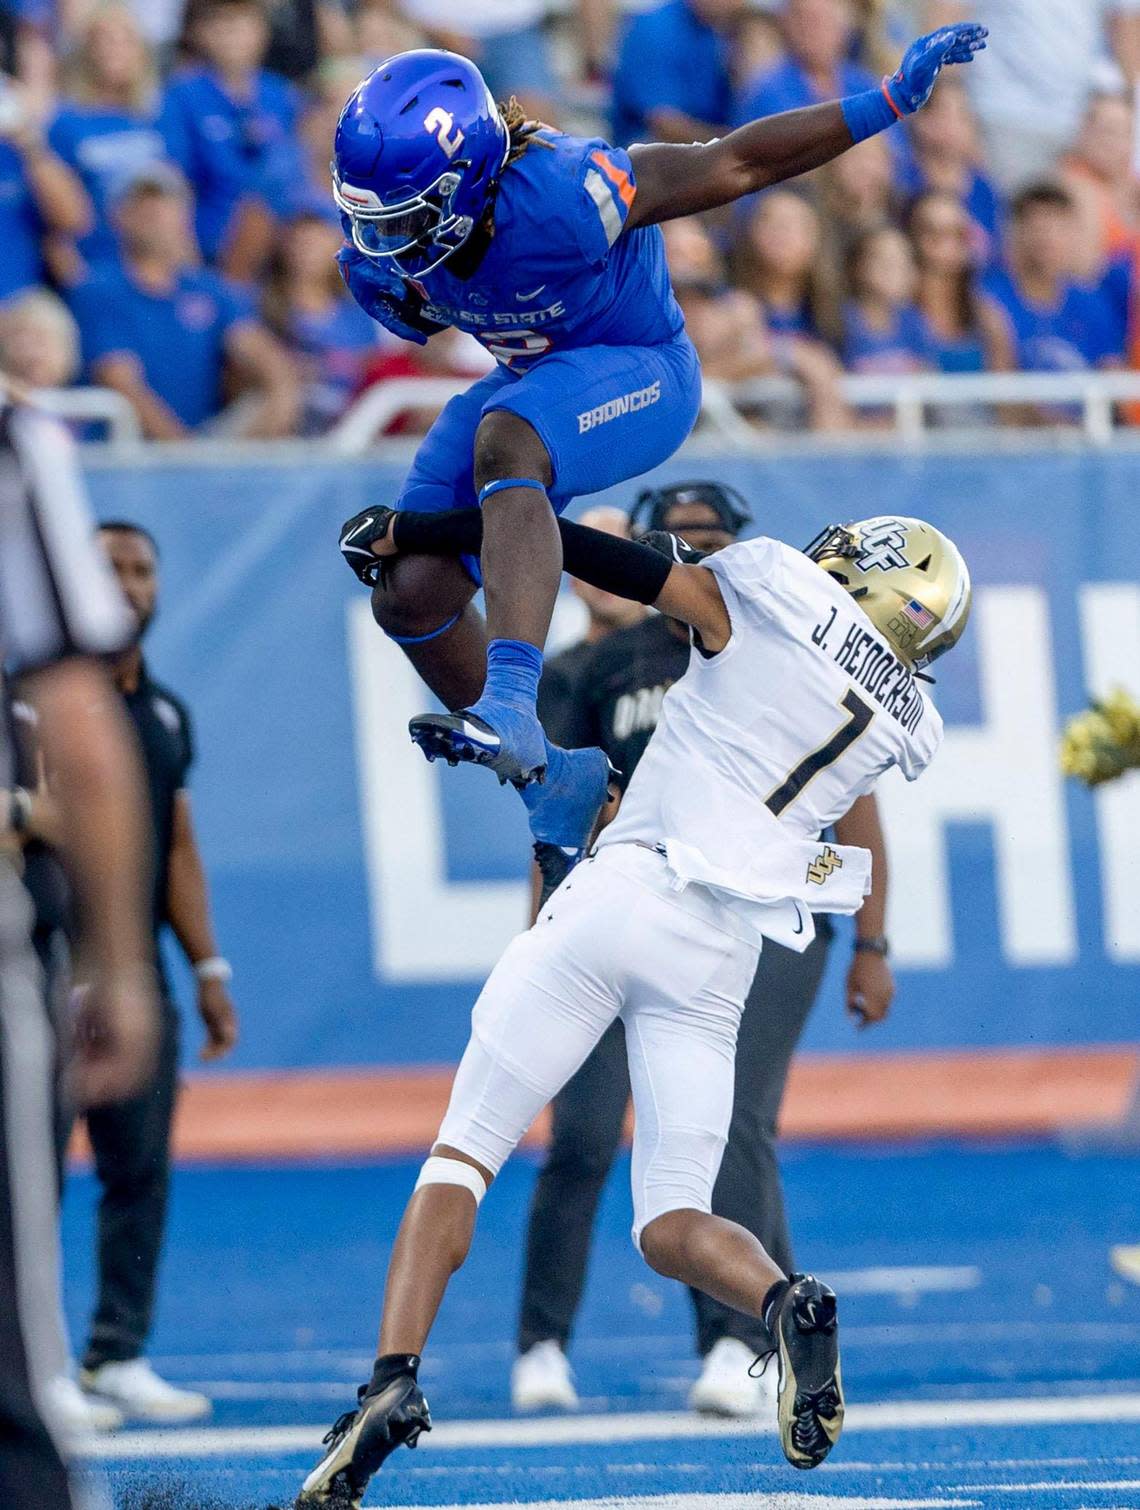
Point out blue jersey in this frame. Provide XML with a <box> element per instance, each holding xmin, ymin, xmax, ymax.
<box><xmin>842</xmin><ymin>302</ymin><xmax>935</xmax><ymax>374</ymax></box>
<box><xmin>983</xmin><ymin>267</ymin><xmax>1124</xmax><ymax>371</ymax></box>
<box><xmin>611</xmin><ymin>0</ymin><xmax>733</xmax><ymax>147</ymax></box>
<box><xmin>158</xmin><ymin>66</ymin><xmax>303</xmax><ymax>261</ymax></box>
<box><xmin>410</xmin><ymin>131</ymin><xmax>684</xmax><ymax>371</ymax></box>
<box><xmin>69</xmin><ymin>264</ymin><xmax>253</xmax><ymax>428</ymax></box>
<box><xmin>48</xmin><ymin>104</ymin><xmax>167</xmax><ymax>266</ymax></box>
<box><xmin>0</xmin><ymin>142</ymin><xmax>44</xmax><ymax>300</ymax></box>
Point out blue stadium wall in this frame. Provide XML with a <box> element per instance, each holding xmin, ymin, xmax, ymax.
<box><xmin>84</xmin><ymin>446</ymin><xmax>1140</xmax><ymax>1071</ymax></box>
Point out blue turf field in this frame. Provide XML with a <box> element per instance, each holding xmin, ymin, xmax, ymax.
<box><xmin>62</xmin><ymin>1143</ymin><xmax>1140</xmax><ymax>1509</ymax></box>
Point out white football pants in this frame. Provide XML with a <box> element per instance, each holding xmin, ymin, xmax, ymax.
<box><xmin>436</xmin><ymin>843</ymin><xmax>762</xmax><ymax>1247</ymax></box>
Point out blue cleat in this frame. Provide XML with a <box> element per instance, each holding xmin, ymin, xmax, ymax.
<box><xmin>525</xmin><ymin>743</ymin><xmax>616</xmax><ymax>906</ymax></box>
<box><xmin>524</xmin><ymin>742</ymin><xmax>612</xmax><ymax>848</ymax></box>
<box><xmin>409</xmin><ymin>697</ymin><xmax>548</xmax><ymax>787</ymax></box>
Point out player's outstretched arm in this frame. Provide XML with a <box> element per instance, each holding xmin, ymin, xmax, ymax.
<box><xmin>623</xmin><ymin>23</ymin><xmax>987</xmax><ymax>227</ymax></box>
<box><xmin>339</xmin><ymin>506</ymin><xmax>732</xmax><ymax>650</ymax></box>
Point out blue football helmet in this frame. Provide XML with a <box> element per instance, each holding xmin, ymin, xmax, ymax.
<box><xmin>332</xmin><ymin>50</ymin><xmax>510</xmax><ymax>278</ymax></box>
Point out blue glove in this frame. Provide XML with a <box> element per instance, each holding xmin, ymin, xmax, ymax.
<box><xmin>885</xmin><ymin>23</ymin><xmax>988</xmax><ymax>116</ymax></box>
<box><xmin>336</xmin><ymin>242</ymin><xmax>444</xmax><ymax>346</ymax></box>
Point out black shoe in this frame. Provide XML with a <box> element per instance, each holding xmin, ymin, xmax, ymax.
<box><xmin>767</xmin><ymin>1273</ymin><xmax>844</xmax><ymax>1469</ymax></box>
<box><xmin>296</xmin><ymin>1374</ymin><xmax>431</xmax><ymax>1505</ymax></box>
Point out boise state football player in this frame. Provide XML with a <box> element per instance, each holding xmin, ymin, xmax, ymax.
<box><xmin>334</xmin><ymin>27</ymin><xmax>986</xmax><ymax>856</ymax></box>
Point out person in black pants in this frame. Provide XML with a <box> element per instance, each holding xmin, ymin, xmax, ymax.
<box><xmin>0</xmin><ymin>389</ymin><xmax>158</xmax><ymax>1510</ymax></box>
<box><xmin>513</xmin><ymin>482</ymin><xmax>893</xmax><ymax>1417</ymax></box>
<box><xmin>71</xmin><ymin>521</ymin><xmax>239</xmax><ymax>1425</ymax></box>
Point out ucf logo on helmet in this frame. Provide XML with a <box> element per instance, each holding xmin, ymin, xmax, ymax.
<box><xmin>856</xmin><ymin>521</ymin><xmax>911</xmax><ymax>572</ymax></box>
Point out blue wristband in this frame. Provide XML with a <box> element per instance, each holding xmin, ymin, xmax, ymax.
<box><xmin>840</xmin><ymin>85</ymin><xmax>901</xmax><ymax>145</ymax></box>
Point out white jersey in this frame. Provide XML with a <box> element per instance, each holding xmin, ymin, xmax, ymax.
<box><xmin>598</xmin><ymin>536</ymin><xmax>943</xmax><ymax>943</ymax></box>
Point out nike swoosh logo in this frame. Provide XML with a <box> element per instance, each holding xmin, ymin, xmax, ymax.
<box><xmin>516</xmin><ymin>285</ymin><xmax>546</xmax><ymax>301</ymax></box>
<box><xmin>792</xmin><ymin>903</ymin><xmax>804</xmax><ymax>936</ymax></box>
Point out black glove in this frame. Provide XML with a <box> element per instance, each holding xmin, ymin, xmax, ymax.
<box><xmin>639</xmin><ymin>529</ymin><xmax>710</xmax><ymax>565</ymax></box>
<box><xmin>339</xmin><ymin>506</ymin><xmax>396</xmax><ymax>587</ymax></box>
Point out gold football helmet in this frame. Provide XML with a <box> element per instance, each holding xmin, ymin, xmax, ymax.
<box><xmin>805</xmin><ymin>515</ymin><xmax>972</xmax><ymax>669</ymax></box>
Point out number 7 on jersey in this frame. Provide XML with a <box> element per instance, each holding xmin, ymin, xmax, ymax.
<box><xmin>766</xmin><ymin>688</ymin><xmax>874</xmax><ymax>817</ymax></box>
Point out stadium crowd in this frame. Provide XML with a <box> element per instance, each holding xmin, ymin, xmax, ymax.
<box><xmin>0</xmin><ymin>0</ymin><xmax>1138</xmax><ymax>438</ymax></box>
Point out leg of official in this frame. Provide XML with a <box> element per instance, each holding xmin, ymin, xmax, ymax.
<box><xmin>0</xmin><ymin>884</ymin><xmax>76</xmax><ymax>1510</ymax></box>
<box><xmin>690</xmin><ymin>930</ymin><xmax>832</xmax><ymax>1357</ymax></box>
<box><xmin>473</xmin><ymin>411</ymin><xmax>561</xmax><ymax>651</ymax></box>
<box><xmin>517</xmin><ymin>1020</ymin><xmax>631</xmax><ymax>1354</ymax></box>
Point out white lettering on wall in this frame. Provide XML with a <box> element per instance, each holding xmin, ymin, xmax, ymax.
<box><xmin>878</xmin><ymin>587</ymin><xmax>1076</xmax><ymax>968</ymax></box>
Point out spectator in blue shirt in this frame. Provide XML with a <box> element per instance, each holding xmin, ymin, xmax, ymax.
<box><xmin>908</xmin><ymin>189</ymin><xmax>1012</xmax><ymax>376</ymax></box>
<box><xmin>902</xmin><ymin>77</ymin><xmax>1002</xmax><ymax>267</ymax></box>
<box><xmin>47</xmin><ymin>4</ymin><xmax>168</xmax><ymax>272</ymax></box>
<box><xmin>841</xmin><ymin>225</ymin><xmax>936</xmax><ymax>375</ymax></box>
<box><xmin>984</xmin><ymin>183</ymin><xmax>1126</xmax><ymax>374</ymax></box>
<box><xmin>0</xmin><ymin>74</ymin><xmax>92</xmax><ymax>299</ymax></box>
<box><xmin>611</xmin><ymin>0</ymin><xmax>743</xmax><ymax>148</ymax></box>
<box><xmin>68</xmin><ymin>163</ymin><xmax>299</xmax><ymax>438</ymax></box>
<box><xmin>159</xmin><ymin>0</ymin><xmax>303</xmax><ymax>278</ymax></box>
<box><xmin>733</xmin><ymin>188</ymin><xmax>843</xmax><ymax>350</ymax></box>
<box><xmin>260</xmin><ymin>204</ymin><xmax>380</xmax><ymax>434</ymax></box>
<box><xmin>735</xmin><ymin>0</ymin><xmax>877</xmax><ymax>125</ymax></box>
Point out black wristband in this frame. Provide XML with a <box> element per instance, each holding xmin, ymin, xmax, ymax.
<box><xmin>390</xmin><ymin>510</ymin><xmax>674</xmax><ymax>607</ymax></box>
<box><xmin>854</xmin><ymin>935</ymin><xmax>889</xmax><ymax>958</ymax></box>
<box><xmin>392</xmin><ymin>508</ymin><xmax>483</xmax><ymax>555</ymax></box>
<box><xmin>8</xmin><ymin>788</ymin><xmax>31</xmax><ymax>837</ymax></box>
<box><xmin>558</xmin><ymin>519</ymin><xmax>673</xmax><ymax>604</ymax></box>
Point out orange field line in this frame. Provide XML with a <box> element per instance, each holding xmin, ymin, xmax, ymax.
<box><xmin>68</xmin><ymin>1045</ymin><xmax>1140</xmax><ymax>1165</ymax></box>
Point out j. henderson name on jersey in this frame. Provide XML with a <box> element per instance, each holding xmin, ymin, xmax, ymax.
<box><xmin>812</xmin><ymin>605</ymin><xmax>927</xmax><ymax>735</ymax></box>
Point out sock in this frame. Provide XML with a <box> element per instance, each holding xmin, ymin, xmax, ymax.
<box><xmin>479</xmin><ymin>637</ymin><xmax>543</xmax><ymax>712</ymax></box>
<box><xmin>762</xmin><ymin>1277</ymin><xmax>792</xmax><ymax>1336</ymax></box>
<box><xmin>367</xmin><ymin>1352</ymin><xmax>421</xmax><ymax>1397</ymax></box>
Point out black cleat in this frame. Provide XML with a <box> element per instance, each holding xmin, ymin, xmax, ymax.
<box><xmin>533</xmin><ymin>840</ymin><xmax>576</xmax><ymax>907</ymax></box>
<box><xmin>296</xmin><ymin>1374</ymin><xmax>431</xmax><ymax>1506</ymax></box>
<box><xmin>766</xmin><ymin>1273</ymin><xmax>844</xmax><ymax>1469</ymax></box>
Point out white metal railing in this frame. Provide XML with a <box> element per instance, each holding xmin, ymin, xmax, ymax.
<box><xmin>33</xmin><ymin>385</ymin><xmax>142</xmax><ymax>448</ymax></box>
<box><xmin>327</xmin><ymin>378</ymin><xmax>472</xmax><ymax>454</ymax></box>
<box><xmin>325</xmin><ymin>370</ymin><xmax>1140</xmax><ymax>454</ymax></box>
<box><xmin>52</xmin><ymin>370</ymin><xmax>1140</xmax><ymax>454</ymax></box>
<box><xmin>711</xmin><ymin>371</ymin><xmax>1140</xmax><ymax>448</ymax></box>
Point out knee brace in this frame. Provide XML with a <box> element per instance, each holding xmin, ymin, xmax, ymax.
<box><xmin>414</xmin><ymin>1155</ymin><xmax>488</xmax><ymax>1205</ymax></box>
<box><xmin>386</xmin><ymin>610</ymin><xmax>461</xmax><ymax>646</ymax></box>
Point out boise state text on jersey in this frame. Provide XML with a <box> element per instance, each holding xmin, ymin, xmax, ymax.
<box><xmin>406</xmin><ymin>131</ymin><xmax>684</xmax><ymax>369</ymax></box>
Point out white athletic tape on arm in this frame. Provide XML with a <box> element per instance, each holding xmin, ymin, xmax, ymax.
<box><xmin>414</xmin><ymin>1155</ymin><xmax>487</xmax><ymax>1206</ymax></box>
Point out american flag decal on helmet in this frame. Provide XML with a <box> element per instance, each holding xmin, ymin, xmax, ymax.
<box><xmin>902</xmin><ymin>599</ymin><xmax>935</xmax><ymax>629</ymax></box>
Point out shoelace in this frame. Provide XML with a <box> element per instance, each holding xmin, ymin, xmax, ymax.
<box><xmin>323</xmin><ymin>1386</ymin><xmax>367</xmax><ymax>1446</ymax></box>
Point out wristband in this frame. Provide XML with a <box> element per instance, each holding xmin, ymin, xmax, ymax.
<box><xmin>194</xmin><ymin>956</ymin><xmax>233</xmax><ymax>983</ymax></box>
<box><xmin>8</xmin><ymin>788</ymin><xmax>31</xmax><ymax>836</ymax></box>
<box><xmin>840</xmin><ymin>85</ymin><xmax>900</xmax><ymax>145</ymax></box>
<box><xmin>854</xmin><ymin>936</ymin><xmax>889</xmax><ymax>958</ymax></box>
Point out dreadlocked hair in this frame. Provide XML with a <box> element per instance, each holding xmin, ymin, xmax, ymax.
<box><xmin>500</xmin><ymin>96</ymin><xmax>555</xmax><ymax>164</ymax></box>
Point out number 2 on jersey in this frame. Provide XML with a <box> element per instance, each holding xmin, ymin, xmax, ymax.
<box><xmin>766</xmin><ymin>688</ymin><xmax>874</xmax><ymax>817</ymax></box>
